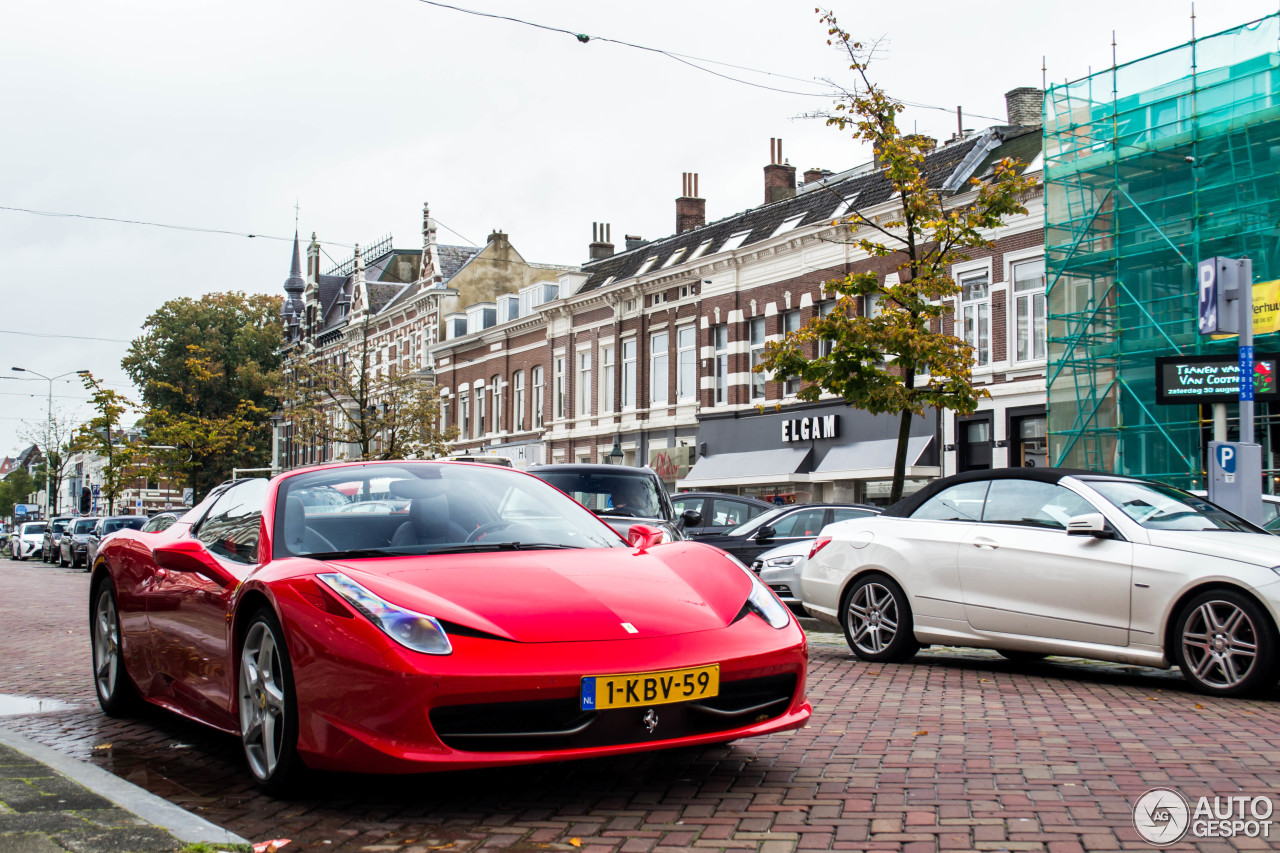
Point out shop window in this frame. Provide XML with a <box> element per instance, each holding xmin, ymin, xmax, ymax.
<box><xmin>1011</xmin><ymin>413</ymin><xmax>1047</xmax><ymax>468</ymax></box>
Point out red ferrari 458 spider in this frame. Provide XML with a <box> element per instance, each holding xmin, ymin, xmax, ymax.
<box><xmin>89</xmin><ymin>461</ymin><xmax>810</xmax><ymax>791</ymax></box>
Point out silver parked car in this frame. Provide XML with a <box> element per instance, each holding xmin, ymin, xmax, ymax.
<box><xmin>752</xmin><ymin>538</ymin><xmax>817</xmax><ymax>617</ymax></box>
<box><xmin>803</xmin><ymin>468</ymin><xmax>1280</xmax><ymax>697</ymax></box>
<box><xmin>59</xmin><ymin>517</ymin><xmax>101</xmax><ymax>567</ymax></box>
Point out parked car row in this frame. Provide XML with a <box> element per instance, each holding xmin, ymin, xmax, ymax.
<box><xmin>6</xmin><ymin>514</ymin><xmax>157</xmax><ymax>567</ymax></box>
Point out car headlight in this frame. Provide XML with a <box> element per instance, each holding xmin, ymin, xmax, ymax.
<box><xmin>317</xmin><ymin>572</ymin><xmax>452</xmax><ymax>655</ymax></box>
<box><xmin>725</xmin><ymin>554</ymin><xmax>790</xmax><ymax>629</ymax></box>
<box><xmin>765</xmin><ymin>555</ymin><xmax>802</xmax><ymax>569</ymax></box>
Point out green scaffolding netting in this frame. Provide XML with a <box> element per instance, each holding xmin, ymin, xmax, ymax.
<box><xmin>1045</xmin><ymin>13</ymin><xmax>1280</xmax><ymax>488</ymax></box>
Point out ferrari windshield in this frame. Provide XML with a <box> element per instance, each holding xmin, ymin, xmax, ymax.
<box><xmin>1087</xmin><ymin>480</ymin><xmax>1258</xmax><ymax>532</ymax></box>
<box><xmin>274</xmin><ymin>462</ymin><xmax>627</xmax><ymax>559</ymax></box>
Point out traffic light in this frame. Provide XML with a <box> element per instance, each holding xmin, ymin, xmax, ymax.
<box><xmin>80</xmin><ymin>487</ymin><xmax>91</xmax><ymax>514</ymax></box>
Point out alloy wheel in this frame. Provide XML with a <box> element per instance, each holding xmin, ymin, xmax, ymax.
<box><xmin>92</xmin><ymin>587</ymin><xmax>120</xmax><ymax>702</ymax></box>
<box><xmin>847</xmin><ymin>581</ymin><xmax>900</xmax><ymax>656</ymax></box>
<box><xmin>239</xmin><ymin>621</ymin><xmax>288</xmax><ymax>782</ymax></box>
<box><xmin>1181</xmin><ymin>599</ymin><xmax>1260</xmax><ymax>690</ymax></box>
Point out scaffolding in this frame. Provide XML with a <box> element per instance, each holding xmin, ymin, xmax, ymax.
<box><xmin>1045</xmin><ymin>13</ymin><xmax>1280</xmax><ymax>488</ymax></box>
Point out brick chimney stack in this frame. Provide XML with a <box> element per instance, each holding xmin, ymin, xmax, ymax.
<box><xmin>676</xmin><ymin>173</ymin><xmax>706</xmax><ymax>234</ymax></box>
<box><xmin>1004</xmin><ymin>87</ymin><xmax>1043</xmax><ymax>127</ymax></box>
<box><xmin>803</xmin><ymin>167</ymin><xmax>833</xmax><ymax>185</ymax></box>
<box><xmin>589</xmin><ymin>222</ymin><xmax>614</xmax><ymax>260</ymax></box>
<box><xmin>764</xmin><ymin>138</ymin><xmax>797</xmax><ymax>204</ymax></box>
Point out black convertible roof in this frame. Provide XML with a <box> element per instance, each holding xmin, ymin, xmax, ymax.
<box><xmin>883</xmin><ymin>467</ymin><xmax>1144</xmax><ymax>518</ymax></box>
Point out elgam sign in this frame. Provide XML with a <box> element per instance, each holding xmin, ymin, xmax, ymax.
<box><xmin>781</xmin><ymin>414</ymin><xmax>839</xmax><ymax>443</ymax></box>
<box><xmin>1155</xmin><ymin>354</ymin><xmax>1279</xmax><ymax>404</ymax></box>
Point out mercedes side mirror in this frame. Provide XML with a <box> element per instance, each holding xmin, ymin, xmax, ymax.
<box><xmin>152</xmin><ymin>539</ymin><xmax>238</xmax><ymax>587</ymax></box>
<box><xmin>1066</xmin><ymin>513</ymin><xmax>1110</xmax><ymax>537</ymax></box>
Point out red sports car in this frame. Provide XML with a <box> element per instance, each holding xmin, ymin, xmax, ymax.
<box><xmin>89</xmin><ymin>461</ymin><xmax>810</xmax><ymax>792</ymax></box>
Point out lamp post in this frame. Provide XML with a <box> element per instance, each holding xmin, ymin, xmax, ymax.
<box><xmin>606</xmin><ymin>435</ymin><xmax>624</xmax><ymax>465</ymax></box>
<box><xmin>10</xmin><ymin>367</ymin><xmax>89</xmax><ymax>519</ymax></box>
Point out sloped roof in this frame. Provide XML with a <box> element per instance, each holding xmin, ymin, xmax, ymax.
<box><xmin>439</xmin><ymin>245</ymin><xmax>481</xmax><ymax>281</ymax></box>
<box><xmin>578</xmin><ymin>134</ymin><xmax>992</xmax><ymax>293</ymax></box>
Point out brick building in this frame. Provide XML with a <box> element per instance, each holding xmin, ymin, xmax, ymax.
<box><xmin>432</xmin><ymin>89</ymin><xmax>1047</xmax><ymax>503</ymax></box>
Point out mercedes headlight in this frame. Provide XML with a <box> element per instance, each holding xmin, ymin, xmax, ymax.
<box><xmin>726</xmin><ymin>554</ymin><xmax>791</xmax><ymax>629</ymax></box>
<box><xmin>317</xmin><ymin>572</ymin><xmax>452</xmax><ymax>655</ymax></box>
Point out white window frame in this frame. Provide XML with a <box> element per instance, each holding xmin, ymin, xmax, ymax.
<box><xmin>513</xmin><ymin>371</ymin><xmax>526</xmax><ymax>431</ymax></box>
<box><xmin>676</xmin><ymin>325</ymin><xmax>696</xmax><ymax>401</ymax></box>
<box><xmin>491</xmin><ymin>375</ymin><xmax>503</xmax><ymax>433</ymax></box>
<box><xmin>621</xmin><ymin>338</ymin><xmax>637</xmax><ymax>411</ymax></box>
<box><xmin>749</xmin><ymin>317</ymin><xmax>767</xmax><ymax>401</ymax></box>
<box><xmin>577</xmin><ymin>351</ymin><xmax>592</xmax><ymax>417</ymax></box>
<box><xmin>1010</xmin><ymin>254</ymin><xmax>1047</xmax><ymax>363</ymax></box>
<box><xmin>476</xmin><ymin>383</ymin><xmax>486</xmax><ymax>438</ymax></box>
<box><xmin>532</xmin><ymin>366</ymin><xmax>545</xmax><ymax>429</ymax></box>
<box><xmin>782</xmin><ymin>310</ymin><xmax>802</xmax><ymax>396</ymax></box>
<box><xmin>554</xmin><ymin>356</ymin><xmax>566</xmax><ymax>420</ymax></box>
<box><xmin>713</xmin><ymin>325</ymin><xmax>729</xmax><ymax>404</ymax></box>
<box><xmin>459</xmin><ymin>390</ymin><xmax>470</xmax><ymax>438</ymax></box>
<box><xmin>818</xmin><ymin>300</ymin><xmax>837</xmax><ymax>358</ymax></box>
<box><xmin>650</xmin><ymin>331</ymin><xmax>669</xmax><ymax>405</ymax></box>
<box><xmin>600</xmin><ymin>345</ymin><xmax>615</xmax><ymax>414</ymax></box>
<box><xmin>957</xmin><ymin>266</ymin><xmax>992</xmax><ymax>368</ymax></box>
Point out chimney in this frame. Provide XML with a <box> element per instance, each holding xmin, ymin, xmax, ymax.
<box><xmin>487</xmin><ymin>229</ymin><xmax>509</xmax><ymax>246</ymax></box>
<box><xmin>589</xmin><ymin>222</ymin><xmax>614</xmax><ymax>260</ymax></box>
<box><xmin>764</xmin><ymin>138</ymin><xmax>797</xmax><ymax>204</ymax></box>
<box><xmin>625</xmin><ymin>234</ymin><xmax>646</xmax><ymax>251</ymax></box>
<box><xmin>803</xmin><ymin>167</ymin><xmax>833</xmax><ymax>185</ymax></box>
<box><xmin>676</xmin><ymin>172</ymin><xmax>706</xmax><ymax>234</ymax></box>
<box><xmin>1004</xmin><ymin>87</ymin><xmax>1042</xmax><ymax>127</ymax></box>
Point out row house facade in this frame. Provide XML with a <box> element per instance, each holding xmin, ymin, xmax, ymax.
<box><xmin>429</xmin><ymin>88</ymin><xmax>1049</xmax><ymax>504</ymax></box>
<box><xmin>279</xmin><ymin>205</ymin><xmax>571</xmax><ymax>468</ymax></box>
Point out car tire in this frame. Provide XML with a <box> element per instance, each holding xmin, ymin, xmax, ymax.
<box><xmin>997</xmin><ymin>649</ymin><xmax>1048</xmax><ymax>665</ymax></box>
<box><xmin>90</xmin><ymin>580</ymin><xmax>142</xmax><ymax>716</ymax></box>
<box><xmin>1174</xmin><ymin>588</ymin><xmax>1279</xmax><ymax>697</ymax></box>
<box><xmin>238</xmin><ymin>607</ymin><xmax>305</xmax><ymax>794</ymax></box>
<box><xmin>59</xmin><ymin>550</ymin><xmax>69</xmax><ymax>567</ymax></box>
<box><xmin>841</xmin><ymin>573</ymin><xmax>919</xmax><ymax>663</ymax></box>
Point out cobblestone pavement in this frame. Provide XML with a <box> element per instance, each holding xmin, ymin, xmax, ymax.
<box><xmin>2</xmin><ymin>561</ymin><xmax>1280</xmax><ymax>853</ymax></box>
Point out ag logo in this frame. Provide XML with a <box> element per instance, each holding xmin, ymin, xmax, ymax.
<box><xmin>1134</xmin><ymin>788</ymin><xmax>1190</xmax><ymax>845</ymax></box>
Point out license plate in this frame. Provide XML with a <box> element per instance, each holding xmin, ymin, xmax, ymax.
<box><xmin>581</xmin><ymin>664</ymin><xmax>719</xmax><ymax>710</ymax></box>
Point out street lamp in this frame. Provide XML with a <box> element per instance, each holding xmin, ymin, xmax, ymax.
<box><xmin>605</xmin><ymin>435</ymin><xmax>624</xmax><ymax>465</ymax></box>
<box><xmin>11</xmin><ymin>367</ymin><xmax>90</xmax><ymax>519</ymax></box>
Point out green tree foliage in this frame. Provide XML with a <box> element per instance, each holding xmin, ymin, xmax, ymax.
<box><xmin>761</xmin><ymin>10</ymin><xmax>1037</xmax><ymax>503</ymax></box>
<box><xmin>122</xmin><ymin>292</ymin><xmax>283</xmax><ymax>500</ymax></box>
<box><xmin>285</xmin><ymin>313</ymin><xmax>457</xmax><ymax>461</ymax></box>
<box><xmin>70</xmin><ymin>373</ymin><xmax>136</xmax><ymax>516</ymax></box>
<box><xmin>0</xmin><ymin>467</ymin><xmax>36</xmax><ymax>523</ymax></box>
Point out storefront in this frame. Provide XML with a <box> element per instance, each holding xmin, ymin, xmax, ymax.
<box><xmin>677</xmin><ymin>403</ymin><xmax>940</xmax><ymax>505</ymax></box>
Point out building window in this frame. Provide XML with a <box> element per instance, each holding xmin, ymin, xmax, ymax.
<box><xmin>818</xmin><ymin>300</ymin><xmax>837</xmax><ymax>358</ymax></box>
<box><xmin>781</xmin><ymin>310</ymin><xmax>802</xmax><ymax>396</ymax></box>
<box><xmin>554</xmin><ymin>357</ymin><xmax>566</xmax><ymax>420</ymax></box>
<box><xmin>650</xmin><ymin>331</ymin><xmax>669</xmax><ymax>405</ymax></box>
<box><xmin>960</xmin><ymin>270</ymin><xmax>990</xmax><ymax>367</ymax></box>
<box><xmin>532</xmin><ymin>366</ymin><xmax>544</xmax><ymax>429</ymax></box>
<box><xmin>459</xmin><ymin>391</ymin><xmax>470</xmax><ymax>439</ymax></box>
<box><xmin>1013</xmin><ymin>258</ymin><xmax>1046</xmax><ymax>362</ymax></box>
<box><xmin>577</xmin><ymin>351</ymin><xmax>592</xmax><ymax>417</ymax></box>
<box><xmin>749</xmin><ymin>317</ymin><xmax>766</xmax><ymax>401</ymax></box>
<box><xmin>441</xmin><ymin>400</ymin><xmax>449</xmax><ymax>433</ymax></box>
<box><xmin>476</xmin><ymin>384</ymin><xmax>486</xmax><ymax>438</ymax></box>
<box><xmin>513</xmin><ymin>371</ymin><xmax>525</xmax><ymax>431</ymax></box>
<box><xmin>677</xmin><ymin>325</ymin><xmax>696</xmax><ymax>401</ymax></box>
<box><xmin>600</xmin><ymin>345</ymin><xmax>615</xmax><ymax>414</ymax></box>
<box><xmin>713</xmin><ymin>325</ymin><xmax>729</xmax><ymax>404</ymax></box>
<box><xmin>622</xmin><ymin>338</ymin><xmax>637</xmax><ymax>410</ymax></box>
<box><xmin>491</xmin><ymin>375</ymin><xmax>502</xmax><ymax>433</ymax></box>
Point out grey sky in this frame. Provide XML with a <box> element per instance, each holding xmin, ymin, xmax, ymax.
<box><xmin>3</xmin><ymin>0</ymin><xmax>1275</xmax><ymax>456</ymax></box>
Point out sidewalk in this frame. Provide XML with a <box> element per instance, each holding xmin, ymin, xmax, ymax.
<box><xmin>0</xmin><ymin>726</ymin><xmax>249</xmax><ymax>853</ymax></box>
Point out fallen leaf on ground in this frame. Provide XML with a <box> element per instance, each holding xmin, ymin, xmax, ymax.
<box><xmin>252</xmin><ymin>840</ymin><xmax>292</xmax><ymax>853</ymax></box>
<box><xmin>1195</xmin><ymin>704</ymin><xmax>1204</xmax><ymax>709</ymax></box>
<box><xmin>93</xmin><ymin>744</ymin><xmax>111</xmax><ymax>750</ymax></box>
<box><xmin>914</xmin><ymin>730</ymin><xmax>928</xmax><ymax>736</ymax></box>
<box><xmin>570</xmin><ymin>840</ymin><xmax>582</xmax><ymax>848</ymax></box>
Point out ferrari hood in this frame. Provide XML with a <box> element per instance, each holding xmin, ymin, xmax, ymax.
<box><xmin>329</xmin><ymin>543</ymin><xmax>751</xmax><ymax>643</ymax></box>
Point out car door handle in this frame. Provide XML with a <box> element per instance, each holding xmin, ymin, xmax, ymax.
<box><xmin>971</xmin><ymin>537</ymin><xmax>999</xmax><ymax>550</ymax></box>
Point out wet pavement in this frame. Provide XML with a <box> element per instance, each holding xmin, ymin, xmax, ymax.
<box><xmin>2</xmin><ymin>561</ymin><xmax>1280</xmax><ymax>852</ymax></box>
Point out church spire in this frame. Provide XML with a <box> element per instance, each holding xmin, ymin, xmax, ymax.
<box><xmin>283</xmin><ymin>230</ymin><xmax>305</xmax><ymax>295</ymax></box>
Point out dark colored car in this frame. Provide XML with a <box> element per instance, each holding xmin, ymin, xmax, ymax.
<box><xmin>59</xmin><ymin>517</ymin><xmax>101</xmax><ymax>568</ymax></box>
<box><xmin>527</xmin><ymin>464</ymin><xmax>701</xmax><ymax>544</ymax></box>
<box><xmin>41</xmin><ymin>516</ymin><xmax>74</xmax><ymax>563</ymax></box>
<box><xmin>672</xmin><ymin>492</ymin><xmax>774</xmax><ymax>537</ymax></box>
<box><xmin>693</xmin><ymin>503</ymin><xmax>880</xmax><ymax>565</ymax></box>
<box><xmin>85</xmin><ymin>515</ymin><xmax>148</xmax><ymax>568</ymax></box>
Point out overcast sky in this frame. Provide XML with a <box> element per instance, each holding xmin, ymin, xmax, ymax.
<box><xmin>2</xmin><ymin>0</ymin><xmax>1276</xmax><ymax>457</ymax></box>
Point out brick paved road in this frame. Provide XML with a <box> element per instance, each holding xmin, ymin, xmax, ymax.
<box><xmin>2</xmin><ymin>561</ymin><xmax>1279</xmax><ymax>852</ymax></box>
